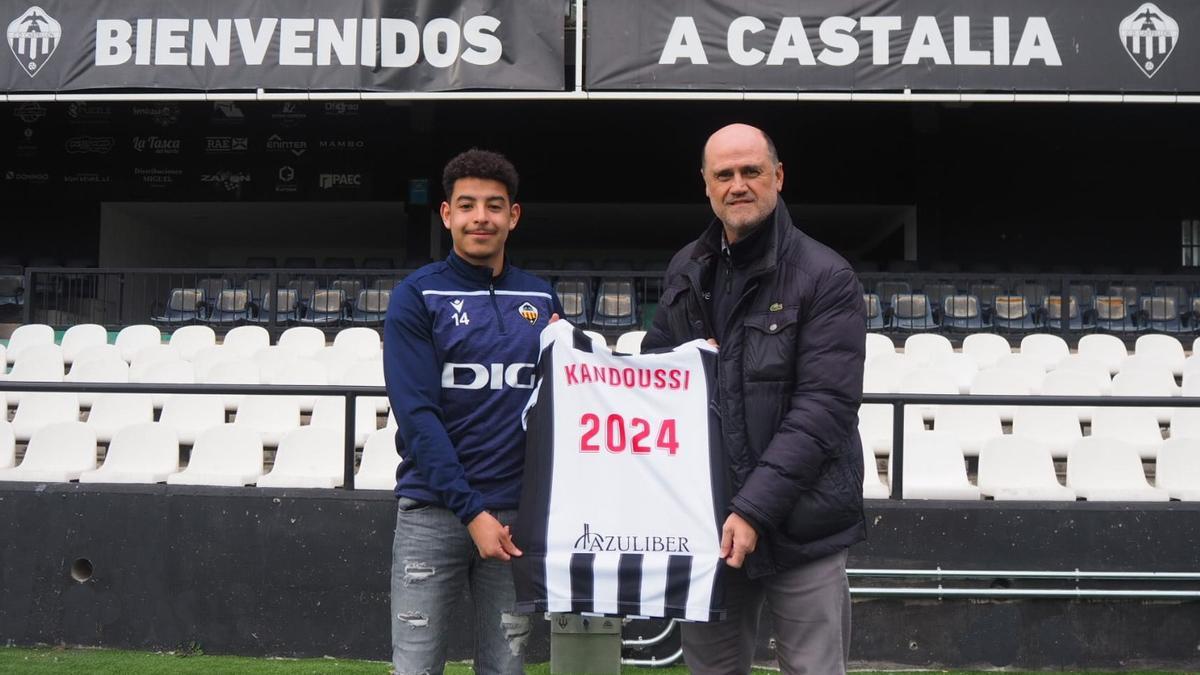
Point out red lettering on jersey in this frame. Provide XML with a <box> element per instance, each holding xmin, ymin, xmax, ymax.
<box><xmin>564</xmin><ymin>364</ymin><xmax>579</xmax><ymax>386</ymax></box>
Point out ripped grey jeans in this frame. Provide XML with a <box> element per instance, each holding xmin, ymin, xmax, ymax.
<box><xmin>391</xmin><ymin>497</ymin><xmax>529</xmax><ymax>675</ymax></box>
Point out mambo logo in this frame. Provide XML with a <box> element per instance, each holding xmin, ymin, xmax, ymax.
<box><xmin>574</xmin><ymin>524</ymin><xmax>690</xmax><ymax>554</ymax></box>
<box><xmin>93</xmin><ymin>16</ymin><xmax>503</xmax><ymax>68</ymax></box>
<box><xmin>564</xmin><ymin>364</ymin><xmax>691</xmax><ymax>391</ymax></box>
<box><xmin>442</xmin><ymin>363</ymin><xmax>535</xmax><ymax>390</ymax></box>
<box><xmin>660</xmin><ymin>15</ymin><xmax>1061</xmax><ymax>67</ymax></box>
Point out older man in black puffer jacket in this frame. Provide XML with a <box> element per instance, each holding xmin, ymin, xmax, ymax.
<box><xmin>642</xmin><ymin>123</ymin><xmax>866</xmax><ymax>675</ymax></box>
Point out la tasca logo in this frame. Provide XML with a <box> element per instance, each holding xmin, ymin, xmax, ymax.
<box><xmin>1119</xmin><ymin>3</ymin><xmax>1179</xmax><ymax>78</ymax></box>
<box><xmin>7</xmin><ymin>6</ymin><xmax>60</xmax><ymax>78</ymax></box>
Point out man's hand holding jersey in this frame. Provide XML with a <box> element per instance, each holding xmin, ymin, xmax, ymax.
<box><xmin>468</xmin><ymin>511</ymin><xmax>523</xmax><ymax>561</ymax></box>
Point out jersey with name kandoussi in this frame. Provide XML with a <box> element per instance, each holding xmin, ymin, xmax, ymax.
<box><xmin>384</xmin><ymin>252</ymin><xmax>562</xmax><ymax>524</ymax></box>
<box><xmin>513</xmin><ymin>320</ymin><xmax>727</xmax><ymax>622</ymax></box>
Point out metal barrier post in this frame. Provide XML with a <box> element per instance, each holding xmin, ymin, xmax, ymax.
<box><xmin>343</xmin><ymin>394</ymin><xmax>357</xmax><ymax>490</ymax></box>
<box><xmin>890</xmin><ymin>400</ymin><xmax>905</xmax><ymax>500</ymax></box>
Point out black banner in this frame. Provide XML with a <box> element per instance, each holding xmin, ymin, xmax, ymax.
<box><xmin>2</xmin><ymin>0</ymin><xmax>563</xmax><ymax>92</ymax></box>
<box><xmin>587</xmin><ymin>1</ymin><xmax>1199</xmax><ymax>93</ymax></box>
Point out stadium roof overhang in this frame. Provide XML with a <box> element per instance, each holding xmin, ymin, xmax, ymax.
<box><xmin>3</xmin><ymin>0</ymin><xmax>1198</xmax><ymax>103</ymax></box>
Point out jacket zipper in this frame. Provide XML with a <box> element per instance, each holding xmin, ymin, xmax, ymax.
<box><xmin>489</xmin><ymin>282</ymin><xmax>506</xmax><ymax>335</ymax></box>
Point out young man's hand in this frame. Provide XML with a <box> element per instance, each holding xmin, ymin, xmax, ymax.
<box><xmin>467</xmin><ymin>511</ymin><xmax>523</xmax><ymax>561</ymax></box>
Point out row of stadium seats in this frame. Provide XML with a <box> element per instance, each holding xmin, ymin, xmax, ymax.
<box><xmin>0</xmin><ymin>421</ymin><xmax>398</xmax><ymax>489</ymax></box>
<box><xmin>862</xmin><ymin>433</ymin><xmax>1197</xmax><ymax>502</ymax></box>
<box><xmin>153</xmin><ymin>281</ymin><xmax>391</xmax><ymax>327</ymax></box>
<box><xmin>863</xmin><ymin>281</ymin><xmax>1200</xmax><ymax>333</ymax></box>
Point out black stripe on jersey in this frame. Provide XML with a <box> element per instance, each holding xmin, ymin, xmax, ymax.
<box><xmin>664</xmin><ymin>554</ymin><xmax>692</xmax><ymax>616</ymax></box>
<box><xmin>512</xmin><ymin>343</ymin><xmax>556</xmax><ymax>614</ymax></box>
<box><xmin>571</xmin><ymin>327</ymin><xmax>595</xmax><ymax>353</ymax></box>
<box><xmin>617</xmin><ymin>554</ymin><xmax>643</xmax><ymax>613</ymax></box>
<box><xmin>699</xmin><ymin>349</ymin><xmax>728</xmax><ymax>619</ymax></box>
<box><xmin>569</xmin><ymin>553</ymin><xmax>595</xmax><ymax>613</ymax></box>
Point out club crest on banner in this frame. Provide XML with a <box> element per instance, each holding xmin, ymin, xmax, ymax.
<box><xmin>518</xmin><ymin>302</ymin><xmax>539</xmax><ymax>325</ymax></box>
<box><xmin>1119</xmin><ymin>3</ymin><xmax>1179</xmax><ymax>79</ymax></box>
<box><xmin>7</xmin><ymin>6</ymin><xmax>60</xmax><ymax>78</ymax></box>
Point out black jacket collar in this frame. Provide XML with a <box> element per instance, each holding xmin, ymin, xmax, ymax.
<box><xmin>690</xmin><ymin>201</ymin><xmax>792</xmax><ymax>281</ymax></box>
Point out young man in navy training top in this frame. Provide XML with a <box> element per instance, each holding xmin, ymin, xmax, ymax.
<box><xmin>384</xmin><ymin>149</ymin><xmax>562</xmax><ymax>674</ymax></box>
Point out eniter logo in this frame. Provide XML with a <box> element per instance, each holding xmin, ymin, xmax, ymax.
<box><xmin>7</xmin><ymin>6</ymin><xmax>61</xmax><ymax>78</ymax></box>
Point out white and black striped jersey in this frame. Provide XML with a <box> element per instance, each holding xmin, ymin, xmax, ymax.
<box><xmin>513</xmin><ymin>320</ymin><xmax>727</xmax><ymax>622</ymax></box>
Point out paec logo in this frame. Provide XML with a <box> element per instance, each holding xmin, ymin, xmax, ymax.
<box><xmin>1120</xmin><ymin>3</ymin><xmax>1179</xmax><ymax>78</ymax></box>
<box><xmin>7</xmin><ymin>6</ymin><xmax>60</xmax><ymax>78</ymax></box>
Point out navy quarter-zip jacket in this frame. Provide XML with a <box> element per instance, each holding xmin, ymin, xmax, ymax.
<box><xmin>384</xmin><ymin>252</ymin><xmax>562</xmax><ymax>524</ymax></box>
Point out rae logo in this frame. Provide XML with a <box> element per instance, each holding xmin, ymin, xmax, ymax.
<box><xmin>518</xmin><ymin>301</ymin><xmax>539</xmax><ymax>325</ymax></box>
<box><xmin>441</xmin><ymin>362</ymin><xmax>535</xmax><ymax>390</ymax></box>
<box><xmin>1119</xmin><ymin>3</ymin><xmax>1179</xmax><ymax>78</ymax></box>
<box><xmin>450</xmin><ymin>298</ymin><xmax>469</xmax><ymax>326</ymax></box>
<box><xmin>7</xmin><ymin>6</ymin><xmax>59</xmax><ymax>78</ymax></box>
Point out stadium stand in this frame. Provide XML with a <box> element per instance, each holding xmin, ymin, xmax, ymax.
<box><xmin>277</xmin><ymin>326</ymin><xmax>327</xmax><ymax>358</ymax></box>
<box><xmin>115</xmin><ymin>325</ymin><xmax>162</xmax><ymax>363</ymax></box>
<box><xmin>60</xmin><ymin>323</ymin><xmax>107</xmax><ymax>365</ymax></box>
<box><xmin>85</xmin><ymin>393</ymin><xmax>153</xmax><ymax>443</ymax></box>
<box><xmin>151</xmin><ymin>288</ymin><xmax>205</xmax><ymax>326</ymax></box>
<box><xmin>169</xmin><ymin>325</ymin><xmax>217</xmax><ymax>361</ymax></box>
<box><xmin>6</xmin><ymin>323</ymin><xmax>53</xmax><ymax>364</ymax></box>
<box><xmin>1155</xmin><ymin>439</ymin><xmax>1200</xmax><ymax>501</ymax></box>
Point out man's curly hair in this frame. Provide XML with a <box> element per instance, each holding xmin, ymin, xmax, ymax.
<box><xmin>442</xmin><ymin>149</ymin><xmax>519</xmax><ymax>202</ymax></box>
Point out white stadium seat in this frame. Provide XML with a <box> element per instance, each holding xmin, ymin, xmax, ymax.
<box><xmin>221</xmin><ymin>325</ymin><xmax>271</xmax><ymax>359</ymax></box>
<box><xmin>6</xmin><ymin>323</ymin><xmax>54</xmax><ymax>364</ymax></box>
<box><xmin>970</xmin><ymin>368</ymin><xmax>1034</xmax><ymax>423</ymax></box>
<box><xmin>7</xmin><ymin>343</ymin><xmax>65</xmax><ymax>405</ymax></box>
<box><xmin>71</xmin><ymin>343</ymin><xmax>123</xmax><ymax>369</ymax></box>
<box><xmin>278</xmin><ymin>326</ymin><xmax>327</xmax><ymax>358</ymax></box>
<box><xmin>60</xmin><ymin>323</ymin><xmax>108</xmax><ymax>365</ymax></box>
<box><xmin>888</xmin><ymin>432</ymin><xmax>980</xmax><ymax>500</ymax></box>
<box><xmin>342</xmin><ymin>359</ymin><xmax>388</xmax><ymax>414</ymax></box>
<box><xmin>265</xmin><ymin>357</ymin><xmax>328</xmax><ymax>412</ymax></box>
<box><xmin>1054</xmin><ymin>355</ymin><xmax>1113</xmax><ymax>395</ymax></box>
<box><xmin>66</xmin><ymin>355</ymin><xmax>129</xmax><ymax>408</ymax></box>
<box><xmin>85</xmin><ymin>393</ymin><xmax>154</xmax><ymax>443</ymax></box>
<box><xmin>615</xmin><ymin>331</ymin><xmax>646</xmax><ymax>355</ymax></box>
<box><xmin>858</xmin><ymin>403</ymin><xmax>925</xmax><ymax>457</ymax></box>
<box><xmin>202</xmin><ymin>358</ymin><xmax>261</xmax><ymax>411</ymax></box>
<box><xmin>1078</xmin><ymin>333</ymin><xmax>1129</xmax><ymax>376</ymax></box>
<box><xmin>903</xmin><ymin>333</ymin><xmax>953</xmax><ymax>366</ymax></box>
<box><xmin>191</xmin><ymin>346</ymin><xmax>238</xmax><ymax>382</ymax></box>
<box><xmin>977</xmin><ymin>436</ymin><xmax>1075</xmax><ymax>501</ymax></box>
<box><xmin>357</xmin><ymin>427</ymin><xmax>402</xmax><ymax>491</ymax></box>
<box><xmin>115</xmin><ymin>324</ymin><xmax>162</xmax><ymax>363</ymax></box>
<box><xmin>79</xmin><ymin>423</ymin><xmax>180</xmax><ymax>484</ymax></box>
<box><xmin>333</xmin><ymin>327</ymin><xmax>382</xmax><ymax>360</ymax></box>
<box><xmin>1011</xmin><ymin>406</ymin><xmax>1082</xmax><ymax>460</ymax></box>
<box><xmin>896</xmin><ymin>368</ymin><xmax>958</xmax><ymax>422</ymax></box>
<box><xmin>234</xmin><ymin>395</ymin><xmax>302</xmax><ymax>447</ymax></box>
<box><xmin>1019</xmin><ymin>334</ymin><xmax>1070</xmax><ymax>373</ymax></box>
<box><xmin>994</xmin><ymin>353</ymin><xmax>1049</xmax><ymax>383</ymax></box>
<box><xmin>142</xmin><ymin>359</ymin><xmax>196</xmax><ymax>408</ymax></box>
<box><xmin>1039</xmin><ymin>370</ymin><xmax>1102</xmax><ymax>424</ymax></box>
<box><xmin>128</xmin><ymin>344</ymin><xmax>182</xmax><ymax>382</ymax></box>
<box><xmin>0</xmin><ymin>421</ymin><xmax>15</xmax><ymax>469</ymax></box>
<box><xmin>1155</xmin><ymin>438</ymin><xmax>1200</xmax><ymax>501</ymax></box>
<box><xmin>310</xmin><ymin>396</ymin><xmax>378</xmax><ymax>448</ymax></box>
<box><xmin>168</xmin><ymin>325</ymin><xmax>216</xmax><ymax>361</ymax></box>
<box><xmin>0</xmin><ymin>421</ymin><xmax>96</xmax><ymax>482</ymax></box>
<box><xmin>860</xmin><ymin>430</ymin><xmax>889</xmax><ymax>500</ymax></box>
<box><xmin>927</xmin><ymin>352</ymin><xmax>978</xmax><ymax>394</ymax></box>
<box><xmin>1089</xmin><ymin>407</ymin><xmax>1164</xmax><ymax>459</ymax></box>
<box><xmin>313</xmin><ymin>347</ymin><xmax>359</xmax><ymax>385</ymax></box>
<box><xmin>12</xmin><ymin>393</ymin><xmax>79</xmax><ymax>441</ymax></box>
<box><xmin>864</xmin><ymin>333</ymin><xmax>895</xmax><ymax>362</ymax></box>
<box><xmin>1112</xmin><ymin>362</ymin><xmax>1179</xmax><ymax>423</ymax></box>
<box><xmin>167</xmin><ymin>423</ymin><xmax>263</xmax><ymax>486</ymax></box>
<box><xmin>159</xmin><ymin>395</ymin><xmax>227</xmax><ymax>446</ymax></box>
<box><xmin>257</xmin><ymin>427</ymin><xmax>344</xmax><ymax>489</ymax></box>
<box><xmin>1134</xmin><ymin>334</ymin><xmax>1186</xmax><ymax>377</ymax></box>
<box><xmin>932</xmin><ymin>405</ymin><xmax>1003</xmax><ymax>457</ymax></box>
<box><xmin>1170</xmin><ymin>409</ymin><xmax>1200</xmax><ymax>441</ymax></box>
<box><xmin>1066</xmin><ymin>437</ymin><xmax>1168</xmax><ymax>502</ymax></box>
<box><xmin>961</xmin><ymin>333</ymin><xmax>1011</xmax><ymax>370</ymax></box>
<box><xmin>863</xmin><ymin>353</ymin><xmax>915</xmax><ymax>394</ymax></box>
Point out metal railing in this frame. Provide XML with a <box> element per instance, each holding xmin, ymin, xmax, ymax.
<box><xmin>0</xmin><ymin>380</ymin><xmax>386</xmax><ymax>490</ymax></box>
<box><xmin>846</xmin><ymin>568</ymin><xmax>1200</xmax><ymax>600</ymax></box>
<box><xmin>861</xmin><ymin>391</ymin><xmax>1200</xmax><ymax>500</ymax></box>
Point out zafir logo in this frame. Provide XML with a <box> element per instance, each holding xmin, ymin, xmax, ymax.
<box><xmin>1119</xmin><ymin>3</ymin><xmax>1179</xmax><ymax>78</ymax></box>
<box><xmin>7</xmin><ymin>6</ymin><xmax>60</xmax><ymax>78</ymax></box>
